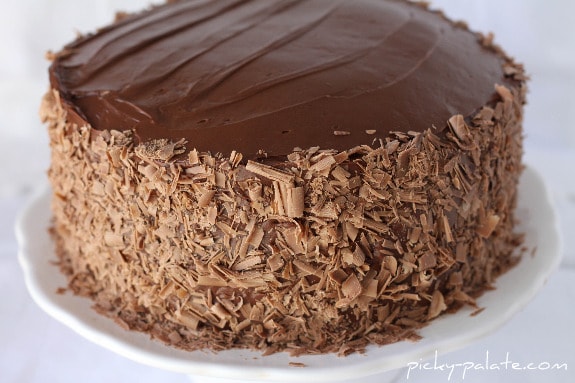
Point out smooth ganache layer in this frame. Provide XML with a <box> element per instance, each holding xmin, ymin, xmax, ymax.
<box><xmin>43</xmin><ymin>0</ymin><xmax>528</xmax><ymax>355</ymax></box>
<box><xmin>50</xmin><ymin>0</ymin><xmax>512</xmax><ymax>159</ymax></box>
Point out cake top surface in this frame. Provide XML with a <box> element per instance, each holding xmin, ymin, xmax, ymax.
<box><xmin>50</xmin><ymin>0</ymin><xmax>510</xmax><ymax>159</ymax></box>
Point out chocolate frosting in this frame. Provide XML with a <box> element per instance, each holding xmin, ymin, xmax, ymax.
<box><xmin>50</xmin><ymin>0</ymin><xmax>508</xmax><ymax>159</ymax></box>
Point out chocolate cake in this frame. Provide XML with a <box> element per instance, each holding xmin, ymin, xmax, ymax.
<box><xmin>41</xmin><ymin>0</ymin><xmax>527</xmax><ymax>355</ymax></box>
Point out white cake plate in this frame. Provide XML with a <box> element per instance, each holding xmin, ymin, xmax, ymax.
<box><xmin>16</xmin><ymin>164</ymin><xmax>562</xmax><ymax>383</ymax></box>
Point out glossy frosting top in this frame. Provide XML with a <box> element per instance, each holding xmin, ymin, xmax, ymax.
<box><xmin>50</xmin><ymin>0</ymin><xmax>509</xmax><ymax>159</ymax></box>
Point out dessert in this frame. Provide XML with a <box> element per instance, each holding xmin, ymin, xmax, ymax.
<box><xmin>42</xmin><ymin>0</ymin><xmax>527</xmax><ymax>355</ymax></box>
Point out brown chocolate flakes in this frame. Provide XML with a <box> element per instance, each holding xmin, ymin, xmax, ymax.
<box><xmin>427</xmin><ymin>290</ymin><xmax>447</xmax><ymax>320</ymax></box>
<box><xmin>135</xmin><ymin>138</ymin><xmax>186</xmax><ymax>161</ymax></box>
<box><xmin>245</xmin><ymin>160</ymin><xmax>295</xmax><ymax>184</ymax></box>
<box><xmin>477</xmin><ymin>213</ymin><xmax>501</xmax><ymax>238</ymax></box>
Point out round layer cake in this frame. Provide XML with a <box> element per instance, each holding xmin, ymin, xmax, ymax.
<box><xmin>42</xmin><ymin>0</ymin><xmax>527</xmax><ymax>355</ymax></box>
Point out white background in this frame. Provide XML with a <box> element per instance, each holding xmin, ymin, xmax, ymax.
<box><xmin>1</xmin><ymin>1</ymin><xmax>574</xmax><ymax>382</ymax></box>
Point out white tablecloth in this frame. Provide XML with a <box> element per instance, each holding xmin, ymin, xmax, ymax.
<box><xmin>1</xmin><ymin>1</ymin><xmax>574</xmax><ymax>382</ymax></box>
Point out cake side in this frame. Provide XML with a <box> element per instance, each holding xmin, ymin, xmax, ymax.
<box><xmin>41</xmin><ymin>68</ymin><xmax>526</xmax><ymax>355</ymax></box>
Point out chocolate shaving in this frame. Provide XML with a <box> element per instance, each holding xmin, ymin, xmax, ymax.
<box><xmin>245</xmin><ymin>160</ymin><xmax>295</xmax><ymax>184</ymax></box>
<box><xmin>333</xmin><ymin>130</ymin><xmax>351</xmax><ymax>136</ymax></box>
